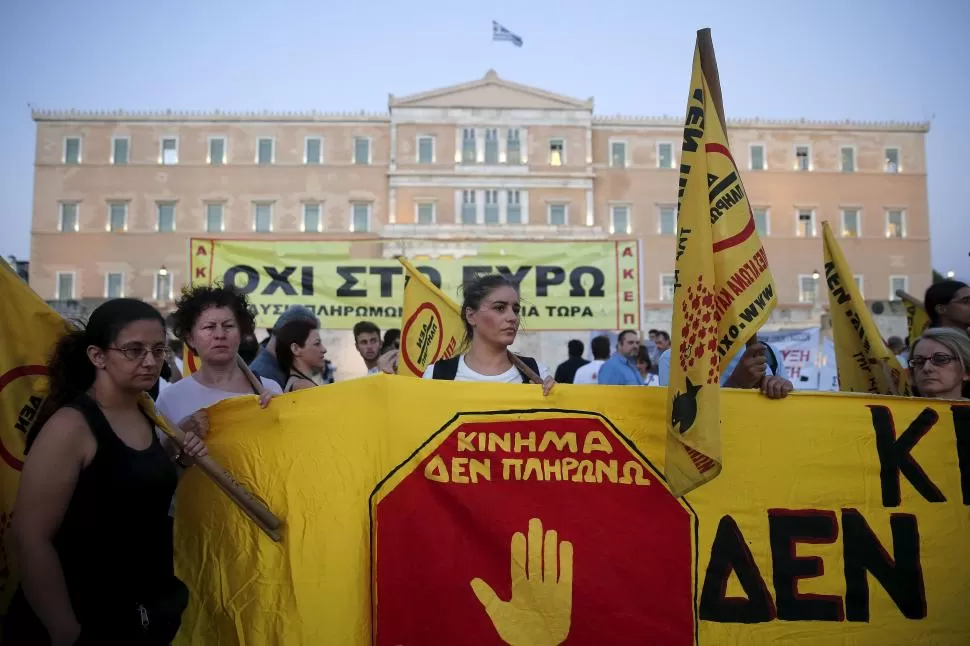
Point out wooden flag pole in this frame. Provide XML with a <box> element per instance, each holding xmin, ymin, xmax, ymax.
<box><xmin>896</xmin><ymin>289</ymin><xmax>925</xmax><ymax>308</ymax></box>
<box><xmin>507</xmin><ymin>351</ymin><xmax>543</xmax><ymax>385</ymax></box>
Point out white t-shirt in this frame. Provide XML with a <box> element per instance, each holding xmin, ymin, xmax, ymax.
<box><xmin>643</xmin><ymin>373</ymin><xmax>660</xmax><ymax>387</ymax></box>
<box><xmin>422</xmin><ymin>355</ymin><xmax>551</xmax><ymax>383</ymax></box>
<box><xmin>155</xmin><ymin>373</ymin><xmax>282</xmax><ymax>426</ymax></box>
<box><xmin>573</xmin><ymin>359</ymin><xmax>606</xmax><ymax>385</ymax></box>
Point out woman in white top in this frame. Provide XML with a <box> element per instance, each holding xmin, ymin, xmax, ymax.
<box><xmin>156</xmin><ymin>286</ymin><xmax>280</xmax><ymax>428</ymax></box>
<box><xmin>909</xmin><ymin>327</ymin><xmax>970</xmax><ymax>400</ymax></box>
<box><xmin>276</xmin><ymin>319</ymin><xmax>327</xmax><ymax>392</ymax></box>
<box><xmin>422</xmin><ymin>273</ymin><xmax>555</xmax><ymax>394</ymax></box>
<box><xmin>637</xmin><ymin>345</ymin><xmax>661</xmax><ymax>386</ymax></box>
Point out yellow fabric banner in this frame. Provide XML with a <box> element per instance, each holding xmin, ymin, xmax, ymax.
<box><xmin>665</xmin><ymin>31</ymin><xmax>777</xmax><ymax>497</ymax></box>
<box><xmin>172</xmin><ymin>380</ymin><xmax>969</xmax><ymax>645</ymax></box>
<box><xmin>188</xmin><ymin>238</ymin><xmax>641</xmax><ymax>331</ymax></box>
<box><xmin>396</xmin><ymin>257</ymin><xmax>465</xmax><ymax>377</ymax></box>
<box><xmin>0</xmin><ymin>263</ymin><xmax>69</xmax><ymax>612</ymax></box>
<box><xmin>898</xmin><ymin>290</ymin><xmax>931</xmax><ymax>349</ymax></box>
<box><xmin>822</xmin><ymin>221</ymin><xmax>911</xmax><ymax>395</ymax></box>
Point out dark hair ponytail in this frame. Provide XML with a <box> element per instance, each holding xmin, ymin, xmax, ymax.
<box><xmin>28</xmin><ymin>298</ymin><xmax>164</xmax><ymax>451</ymax></box>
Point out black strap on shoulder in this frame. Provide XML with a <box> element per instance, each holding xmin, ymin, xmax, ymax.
<box><xmin>431</xmin><ymin>357</ymin><xmax>461</xmax><ymax>380</ymax></box>
<box><xmin>515</xmin><ymin>355</ymin><xmax>540</xmax><ymax>383</ymax></box>
<box><xmin>67</xmin><ymin>393</ymin><xmax>115</xmax><ymax>445</ymax></box>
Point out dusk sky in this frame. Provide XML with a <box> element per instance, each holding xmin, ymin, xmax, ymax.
<box><xmin>1</xmin><ymin>0</ymin><xmax>966</xmax><ymax>279</ymax></box>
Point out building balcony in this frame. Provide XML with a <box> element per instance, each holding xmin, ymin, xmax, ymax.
<box><xmin>381</xmin><ymin>223</ymin><xmax>608</xmax><ymax>240</ymax></box>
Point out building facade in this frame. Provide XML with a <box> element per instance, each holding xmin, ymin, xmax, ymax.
<box><xmin>31</xmin><ymin>70</ymin><xmax>931</xmax><ymax>333</ymax></box>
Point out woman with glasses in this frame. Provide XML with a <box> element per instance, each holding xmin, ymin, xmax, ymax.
<box><xmin>156</xmin><ymin>285</ymin><xmax>279</xmax><ymax>428</ymax></box>
<box><xmin>908</xmin><ymin>327</ymin><xmax>970</xmax><ymax>400</ymax></box>
<box><xmin>924</xmin><ymin>279</ymin><xmax>970</xmax><ymax>335</ymax></box>
<box><xmin>5</xmin><ymin>299</ymin><xmax>208</xmax><ymax>646</ymax></box>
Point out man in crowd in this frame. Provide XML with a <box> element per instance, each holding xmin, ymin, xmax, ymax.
<box><xmin>354</xmin><ymin>321</ymin><xmax>384</xmax><ymax>376</ymax></box>
<box><xmin>554</xmin><ymin>339</ymin><xmax>589</xmax><ymax>384</ymax></box>
<box><xmin>574</xmin><ymin>335</ymin><xmax>611</xmax><ymax>385</ymax></box>
<box><xmin>249</xmin><ymin>306</ymin><xmax>320</xmax><ymax>388</ymax></box>
<box><xmin>886</xmin><ymin>335</ymin><xmax>908</xmax><ymax>363</ymax></box>
<box><xmin>658</xmin><ymin>338</ymin><xmax>793</xmax><ymax>399</ymax></box>
<box><xmin>598</xmin><ymin>330</ymin><xmax>644</xmax><ymax>386</ymax></box>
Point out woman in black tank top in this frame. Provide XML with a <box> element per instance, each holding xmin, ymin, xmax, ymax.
<box><xmin>4</xmin><ymin>299</ymin><xmax>207</xmax><ymax>646</ymax></box>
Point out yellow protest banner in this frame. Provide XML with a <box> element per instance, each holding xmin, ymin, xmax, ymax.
<box><xmin>397</xmin><ymin>257</ymin><xmax>465</xmax><ymax>377</ymax></box>
<box><xmin>188</xmin><ymin>238</ymin><xmax>641</xmax><ymax>331</ymax></box>
<box><xmin>665</xmin><ymin>29</ymin><xmax>777</xmax><ymax>497</ymax></box>
<box><xmin>172</xmin><ymin>380</ymin><xmax>969</xmax><ymax>645</ymax></box>
<box><xmin>0</xmin><ymin>263</ymin><xmax>70</xmax><ymax>613</ymax></box>
<box><xmin>898</xmin><ymin>290</ymin><xmax>931</xmax><ymax>349</ymax></box>
<box><xmin>822</xmin><ymin>221</ymin><xmax>911</xmax><ymax>395</ymax></box>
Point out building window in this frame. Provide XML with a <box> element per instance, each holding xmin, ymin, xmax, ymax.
<box><xmin>889</xmin><ymin>276</ymin><xmax>909</xmax><ymax>300</ymax></box>
<box><xmin>105</xmin><ymin>272</ymin><xmax>124</xmax><ymax>298</ymax></box>
<box><xmin>854</xmin><ymin>275</ymin><xmax>865</xmax><ymax>297</ymax></box>
<box><xmin>416</xmin><ymin>202</ymin><xmax>435</xmax><ymax>225</ymax></box>
<box><xmin>610</xmin><ymin>140</ymin><xmax>628</xmax><ymax>168</ymax></box>
<box><xmin>886</xmin><ymin>209</ymin><xmax>906</xmax><ymax>238</ymax></box>
<box><xmin>257</xmin><ymin>137</ymin><xmax>274</xmax><ymax>164</ymax></box>
<box><xmin>749</xmin><ymin>144</ymin><xmax>766</xmax><ymax>170</ymax></box>
<box><xmin>660</xmin><ymin>274</ymin><xmax>676</xmax><ymax>302</ymax></box>
<box><xmin>506</xmin><ymin>128</ymin><xmax>522</xmax><ymax>165</ymax></box>
<box><xmin>885</xmin><ymin>147</ymin><xmax>900</xmax><ymax>173</ymax></box>
<box><xmin>485</xmin><ymin>129</ymin><xmax>499</xmax><ymax>165</ymax></box>
<box><xmin>64</xmin><ymin>137</ymin><xmax>81</xmax><ymax>164</ymax></box>
<box><xmin>461</xmin><ymin>190</ymin><xmax>477</xmax><ymax>224</ymax></box>
<box><xmin>302</xmin><ymin>203</ymin><xmax>321</xmax><ymax>232</ymax></box>
<box><xmin>753</xmin><ymin>207</ymin><xmax>769</xmax><ymax>236</ymax></box>
<box><xmin>507</xmin><ymin>190</ymin><xmax>522</xmax><ymax>224</ymax></box>
<box><xmin>112</xmin><ymin>137</ymin><xmax>129</xmax><ymax>165</ymax></box>
<box><xmin>305</xmin><ymin>137</ymin><xmax>323</xmax><ymax>164</ymax></box>
<box><xmin>208</xmin><ymin>137</ymin><xmax>226</xmax><ymax>165</ymax></box>
<box><xmin>798</xmin><ymin>275</ymin><xmax>819</xmax><ymax>303</ymax></box>
<box><xmin>796</xmin><ymin>209</ymin><xmax>816</xmax><ymax>237</ymax></box>
<box><xmin>154</xmin><ymin>271</ymin><xmax>172</xmax><ymax>302</ymax></box>
<box><xmin>657</xmin><ymin>142</ymin><xmax>674</xmax><ymax>169</ymax></box>
<box><xmin>59</xmin><ymin>202</ymin><xmax>79</xmax><ymax>232</ymax></box>
<box><xmin>658</xmin><ymin>206</ymin><xmax>676</xmax><ymax>235</ymax></box>
<box><xmin>353</xmin><ymin>137</ymin><xmax>371</xmax><ymax>165</ymax></box>
<box><xmin>794</xmin><ymin>145</ymin><xmax>811</xmax><ymax>171</ymax></box>
<box><xmin>611</xmin><ymin>205</ymin><xmax>630</xmax><ymax>235</ymax></box>
<box><xmin>840</xmin><ymin>146</ymin><xmax>855</xmax><ymax>172</ymax></box>
<box><xmin>55</xmin><ymin>272</ymin><xmax>75</xmax><ymax>300</ymax></box>
<box><xmin>253</xmin><ymin>203</ymin><xmax>273</xmax><ymax>232</ymax></box>
<box><xmin>205</xmin><ymin>203</ymin><xmax>224</xmax><ymax>232</ymax></box>
<box><xmin>351</xmin><ymin>203</ymin><xmax>371</xmax><ymax>232</ymax></box>
<box><xmin>840</xmin><ymin>208</ymin><xmax>860</xmax><ymax>238</ymax></box>
<box><xmin>484</xmin><ymin>190</ymin><xmax>500</xmax><ymax>224</ymax></box>
<box><xmin>156</xmin><ymin>202</ymin><xmax>176</xmax><ymax>232</ymax></box>
<box><xmin>548</xmin><ymin>203</ymin><xmax>567</xmax><ymax>226</ymax></box>
<box><xmin>417</xmin><ymin>136</ymin><xmax>434</xmax><ymax>164</ymax></box>
<box><xmin>160</xmin><ymin>137</ymin><xmax>178</xmax><ymax>164</ymax></box>
<box><xmin>549</xmin><ymin>138</ymin><xmax>564</xmax><ymax>167</ymax></box>
<box><xmin>462</xmin><ymin>128</ymin><xmax>477</xmax><ymax>164</ymax></box>
<box><xmin>108</xmin><ymin>202</ymin><xmax>127</xmax><ymax>232</ymax></box>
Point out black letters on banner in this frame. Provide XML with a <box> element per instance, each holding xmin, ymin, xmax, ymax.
<box><xmin>224</xmin><ymin>265</ymin><xmax>259</xmax><ymax>294</ymax></box>
<box><xmin>569</xmin><ymin>267</ymin><xmax>606</xmax><ymax>298</ymax></box>
<box><xmin>535</xmin><ymin>266</ymin><xmax>565</xmax><ymax>296</ymax></box>
<box><xmin>417</xmin><ymin>266</ymin><xmax>442</xmax><ymax>289</ymax></box>
<box><xmin>868</xmin><ymin>406</ymin><xmax>946</xmax><ymax>506</ymax></box>
<box><xmin>842</xmin><ymin>509</ymin><xmax>925</xmax><ymax>621</ymax></box>
<box><xmin>952</xmin><ymin>405</ymin><xmax>970</xmax><ymax>505</ymax></box>
<box><xmin>699</xmin><ymin>515</ymin><xmax>776</xmax><ymax>623</ymax></box>
<box><xmin>495</xmin><ymin>265</ymin><xmax>532</xmax><ymax>289</ymax></box>
<box><xmin>768</xmin><ymin>509</ymin><xmax>844</xmax><ymax>622</ymax></box>
<box><xmin>369</xmin><ymin>266</ymin><xmax>402</xmax><ymax>298</ymax></box>
<box><xmin>300</xmin><ymin>267</ymin><xmax>313</xmax><ymax>296</ymax></box>
<box><xmin>336</xmin><ymin>267</ymin><xmax>367</xmax><ymax>297</ymax></box>
<box><xmin>262</xmin><ymin>266</ymin><xmax>297</xmax><ymax>296</ymax></box>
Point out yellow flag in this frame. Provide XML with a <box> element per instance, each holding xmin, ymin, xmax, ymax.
<box><xmin>182</xmin><ymin>346</ymin><xmax>201</xmax><ymax>376</ymax></box>
<box><xmin>396</xmin><ymin>257</ymin><xmax>464</xmax><ymax>377</ymax></box>
<box><xmin>822</xmin><ymin>221</ymin><xmax>911</xmax><ymax>395</ymax></box>
<box><xmin>898</xmin><ymin>290</ymin><xmax>931</xmax><ymax>349</ymax></box>
<box><xmin>665</xmin><ymin>30</ymin><xmax>778</xmax><ymax>497</ymax></box>
<box><xmin>0</xmin><ymin>263</ymin><xmax>70</xmax><ymax>610</ymax></box>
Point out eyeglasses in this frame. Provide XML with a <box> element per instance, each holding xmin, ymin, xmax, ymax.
<box><xmin>908</xmin><ymin>353</ymin><xmax>957</xmax><ymax>369</ymax></box>
<box><xmin>108</xmin><ymin>345</ymin><xmax>172</xmax><ymax>362</ymax></box>
<box><xmin>949</xmin><ymin>296</ymin><xmax>970</xmax><ymax>306</ymax></box>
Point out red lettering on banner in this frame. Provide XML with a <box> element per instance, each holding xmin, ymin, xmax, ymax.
<box><xmin>195</xmin><ymin>245</ymin><xmax>208</xmax><ymax>256</ymax></box>
<box><xmin>623</xmin><ymin>269</ymin><xmax>634</xmax><ymax>280</ymax></box>
<box><xmin>624</xmin><ymin>291</ymin><xmax>634</xmax><ymax>302</ymax></box>
<box><xmin>622</xmin><ymin>246</ymin><xmax>634</xmax><ymax>257</ymax></box>
<box><xmin>196</xmin><ymin>267</ymin><xmax>206</xmax><ymax>279</ymax></box>
<box><xmin>623</xmin><ymin>313</ymin><xmax>636</xmax><ymax>324</ymax></box>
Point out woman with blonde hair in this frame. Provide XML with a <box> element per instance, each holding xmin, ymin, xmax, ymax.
<box><xmin>908</xmin><ymin>327</ymin><xmax>970</xmax><ymax>400</ymax></box>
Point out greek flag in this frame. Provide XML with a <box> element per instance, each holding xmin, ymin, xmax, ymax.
<box><xmin>492</xmin><ymin>21</ymin><xmax>523</xmax><ymax>47</ymax></box>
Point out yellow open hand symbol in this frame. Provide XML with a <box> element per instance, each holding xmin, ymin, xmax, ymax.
<box><xmin>470</xmin><ymin>518</ymin><xmax>573</xmax><ymax>646</ymax></box>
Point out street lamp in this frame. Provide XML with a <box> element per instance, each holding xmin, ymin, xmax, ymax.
<box><xmin>811</xmin><ymin>269</ymin><xmax>821</xmax><ymax>305</ymax></box>
<box><xmin>946</xmin><ymin>270</ymin><xmax>955</xmax><ymax>279</ymax></box>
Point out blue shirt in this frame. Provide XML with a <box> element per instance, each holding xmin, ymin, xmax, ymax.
<box><xmin>658</xmin><ymin>346</ymin><xmax>776</xmax><ymax>387</ymax></box>
<box><xmin>249</xmin><ymin>348</ymin><xmax>286</xmax><ymax>390</ymax></box>
<box><xmin>597</xmin><ymin>353</ymin><xmax>645</xmax><ymax>386</ymax></box>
